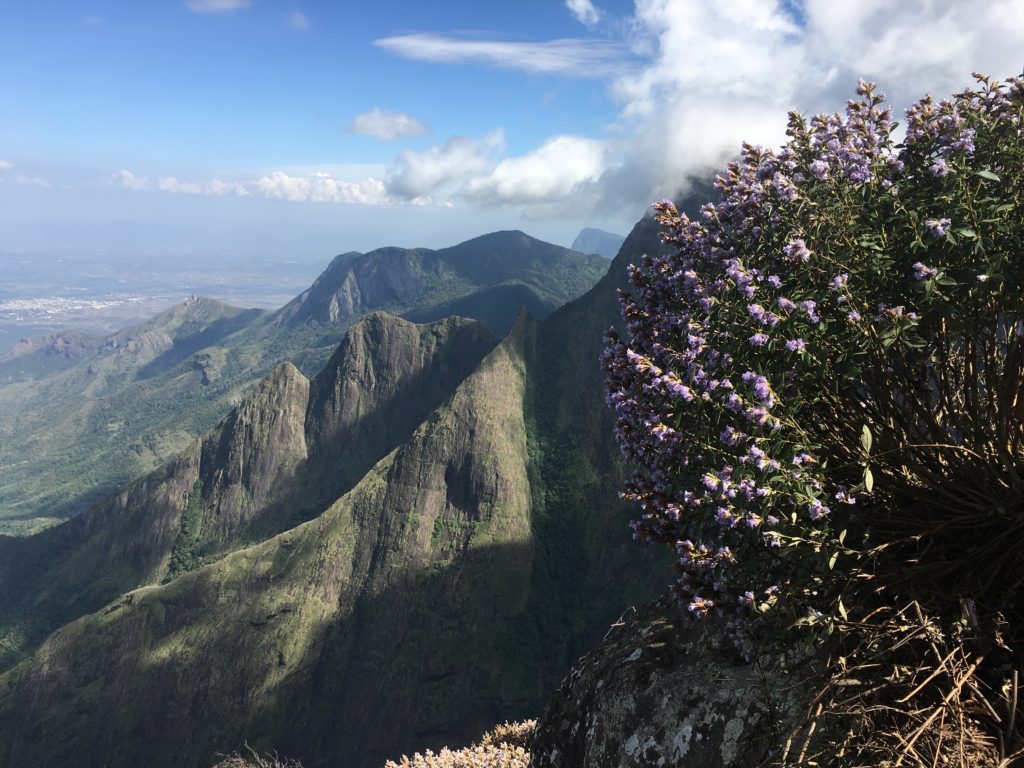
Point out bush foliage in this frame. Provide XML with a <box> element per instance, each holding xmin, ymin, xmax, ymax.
<box><xmin>604</xmin><ymin>74</ymin><xmax>1024</xmax><ymax>762</ymax></box>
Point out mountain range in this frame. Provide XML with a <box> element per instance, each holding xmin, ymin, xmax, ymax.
<box><xmin>0</xmin><ymin>231</ymin><xmax>608</xmax><ymax>535</ymax></box>
<box><xmin>0</xmin><ymin>210</ymin><xmax>685</xmax><ymax>767</ymax></box>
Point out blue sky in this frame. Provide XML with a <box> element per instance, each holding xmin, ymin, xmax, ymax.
<box><xmin>1</xmin><ymin>0</ymin><xmax>1022</xmax><ymax>258</ymax></box>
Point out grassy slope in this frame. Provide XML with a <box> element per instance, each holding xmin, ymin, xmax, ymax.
<box><xmin>0</xmin><ymin>316</ymin><xmax>495</xmax><ymax>672</ymax></box>
<box><xmin>0</xmin><ymin>321</ymin><xmax>536</xmax><ymax>768</ymax></box>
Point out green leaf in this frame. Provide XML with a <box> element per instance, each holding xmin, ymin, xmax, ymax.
<box><xmin>864</xmin><ymin>466</ymin><xmax>874</xmax><ymax>493</ymax></box>
<box><xmin>954</xmin><ymin>228</ymin><xmax>977</xmax><ymax>239</ymax></box>
<box><xmin>975</xmin><ymin>169</ymin><xmax>1001</xmax><ymax>181</ymax></box>
<box><xmin>829</xmin><ymin>552</ymin><xmax>839</xmax><ymax>570</ymax></box>
<box><xmin>838</xmin><ymin>528</ymin><xmax>847</xmax><ymax>546</ymax></box>
<box><xmin>838</xmin><ymin>598</ymin><xmax>848</xmax><ymax>620</ymax></box>
<box><xmin>860</xmin><ymin>425</ymin><xmax>873</xmax><ymax>454</ymax></box>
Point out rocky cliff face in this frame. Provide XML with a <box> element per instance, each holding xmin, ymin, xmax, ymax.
<box><xmin>529</xmin><ymin>597</ymin><xmax>808</xmax><ymax>768</ymax></box>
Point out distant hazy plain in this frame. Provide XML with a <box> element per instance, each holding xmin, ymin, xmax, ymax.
<box><xmin>0</xmin><ymin>252</ymin><xmax>326</xmax><ymax>352</ymax></box>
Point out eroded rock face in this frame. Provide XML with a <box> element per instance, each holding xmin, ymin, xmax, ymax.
<box><xmin>530</xmin><ymin>598</ymin><xmax>808</xmax><ymax>768</ymax></box>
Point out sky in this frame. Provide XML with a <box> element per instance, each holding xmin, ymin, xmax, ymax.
<box><xmin>1</xmin><ymin>0</ymin><xmax>1023</xmax><ymax>259</ymax></box>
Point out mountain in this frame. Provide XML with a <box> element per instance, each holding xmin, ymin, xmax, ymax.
<box><xmin>0</xmin><ymin>314</ymin><xmax>496</xmax><ymax>671</ymax></box>
<box><xmin>277</xmin><ymin>230</ymin><xmax>607</xmax><ymax>335</ymax></box>
<box><xmin>0</xmin><ymin>207</ymin><xmax>677</xmax><ymax>768</ymax></box>
<box><xmin>570</xmin><ymin>227</ymin><xmax>626</xmax><ymax>258</ymax></box>
<box><xmin>0</xmin><ymin>232</ymin><xmax>607</xmax><ymax>535</ymax></box>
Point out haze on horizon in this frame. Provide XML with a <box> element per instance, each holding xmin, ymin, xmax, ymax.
<box><xmin>1</xmin><ymin>0</ymin><xmax>1022</xmax><ymax>259</ymax></box>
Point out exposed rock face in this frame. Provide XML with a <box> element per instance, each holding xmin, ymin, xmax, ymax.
<box><xmin>305</xmin><ymin>312</ymin><xmax>496</xmax><ymax>492</ymax></box>
<box><xmin>530</xmin><ymin>598</ymin><xmax>806</xmax><ymax>768</ymax></box>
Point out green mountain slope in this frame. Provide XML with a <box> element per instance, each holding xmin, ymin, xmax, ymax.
<box><xmin>0</xmin><ymin>210</ymin><xmax>679</xmax><ymax>768</ymax></box>
<box><xmin>0</xmin><ymin>314</ymin><xmax>495</xmax><ymax>671</ymax></box>
<box><xmin>0</xmin><ymin>232</ymin><xmax>606</xmax><ymax>535</ymax></box>
<box><xmin>276</xmin><ymin>230</ymin><xmax>607</xmax><ymax>335</ymax></box>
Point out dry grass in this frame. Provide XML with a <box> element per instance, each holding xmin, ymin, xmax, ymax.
<box><xmin>212</xmin><ymin>747</ymin><xmax>304</xmax><ymax>768</ymax></box>
<box><xmin>384</xmin><ymin>720</ymin><xmax>535</xmax><ymax>768</ymax></box>
<box><xmin>776</xmin><ymin>601</ymin><xmax>1023</xmax><ymax>767</ymax></box>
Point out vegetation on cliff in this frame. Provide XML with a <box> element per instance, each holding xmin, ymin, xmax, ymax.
<box><xmin>604</xmin><ymin>74</ymin><xmax>1024</xmax><ymax>764</ymax></box>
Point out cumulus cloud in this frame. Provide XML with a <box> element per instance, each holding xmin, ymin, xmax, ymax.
<box><xmin>158</xmin><ymin>176</ymin><xmax>203</xmax><ymax>195</ymax></box>
<box><xmin>0</xmin><ymin>160</ymin><xmax>12</xmax><ymax>170</ymax></box>
<box><xmin>566</xmin><ymin>0</ymin><xmax>601</xmax><ymax>27</ymax></box>
<box><xmin>374</xmin><ymin>34</ymin><xmax>627</xmax><ymax>78</ymax></box>
<box><xmin>113</xmin><ymin>169</ymin><xmax>149</xmax><ymax>191</ymax></box>
<box><xmin>371</xmin><ymin>0</ymin><xmax>1024</xmax><ymax>218</ymax></box>
<box><xmin>255</xmin><ymin>171</ymin><xmax>388</xmax><ymax>204</ymax></box>
<box><xmin>593</xmin><ymin>0</ymin><xmax>1024</xmax><ymax>208</ymax></box>
<box><xmin>288</xmin><ymin>10</ymin><xmax>310</xmax><ymax>30</ymax></box>
<box><xmin>184</xmin><ymin>0</ymin><xmax>251</xmax><ymax>14</ymax></box>
<box><xmin>464</xmin><ymin>135</ymin><xmax>607</xmax><ymax>205</ymax></box>
<box><xmin>347</xmin><ymin>108</ymin><xmax>431</xmax><ymax>140</ymax></box>
<box><xmin>387</xmin><ymin>130</ymin><xmax>505</xmax><ymax>201</ymax></box>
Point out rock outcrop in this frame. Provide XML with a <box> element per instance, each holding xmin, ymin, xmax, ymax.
<box><xmin>530</xmin><ymin>598</ymin><xmax>809</xmax><ymax>768</ymax></box>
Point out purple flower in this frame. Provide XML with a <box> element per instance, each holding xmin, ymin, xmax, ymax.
<box><xmin>766</xmin><ymin>275</ymin><xmax>782</xmax><ymax>288</ymax></box>
<box><xmin>777</xmin><ymin>297</ymin><xmax>796</xmax><ymax>312</ymax></box>
<box><xmin>847</xmin><ymin>309</ymin><xmax>862</xmax><ymax>322</ymax></box>
<box><xmin>929</xmin><ymin>158</ymin><xmax>950</xmax><ymax>177</ymax></box>
<box><xmin>785</xmin><ymin>338</ymin><xmax>806</xmax><ymax>352</ymax></box>
<box><xmin>687</xmin><ymin>596</ymin><xmax>714</xmax><ymax>617</ymax></box>
<box><xmin>913</xmin><ymin>261</ymin><xmax>938</xmax><ymax>280</ymax></box>
<box><xmin>924</xmin><ymin>217</ymin><xmax>951</xmax><ymax>237</ymax></box>
<box><xmin>784</xmin><ymin>238</ymin><xmax>811</xmax><ymax>263</ymax></box>
<box><xmin>749</xmin><ymin>332</ymin><xmax>769</xmax><ymax>347</ymax></box>
<box><xmin>801</xmin><ymin>300</ymin><xmax>820</xmax><ymax>323</ymax></box>
<box><xmin>809</xmin><ymin>159</ymin><xmax>829</xmax><ymax>180</ymax></box>
<box><xmin>808</xmin><ymin>499</ymin><xmax>830</xmax><ymax>520</ymax></box>
<box><xmin>830</xmin><ymin>273</ymin><xmax>849</xmax><ymax>290</ymax></box>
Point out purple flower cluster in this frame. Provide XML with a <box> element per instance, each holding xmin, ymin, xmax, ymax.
<box><xmin>603</xmin><ymin>73</ymin><xmax>1024</xmax><ymax>648</ymax></box>
<box><xmin>925</xmin><ymin>217</ymin><xmax>951</xmax><ymax>238</ymax></box>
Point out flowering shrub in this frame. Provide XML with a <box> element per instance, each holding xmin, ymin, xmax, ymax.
<box><xmin>603</xmin><ymin>74</ymin><xmax>1024</xmax><ymax>653</ymax></box>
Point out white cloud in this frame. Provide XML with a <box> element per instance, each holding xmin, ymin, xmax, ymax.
<box><xmin>207</xmin><ymin>178</ymin><xmax>251</xmax><ymax>196</ymax></box>
<box><xmin>158</xmin><ymin>176</ymin><xmax>203</xmax><ymax>195</ymax></box>
<box><xmin>347</xmin><ymin>108</ymin><xmax>430</xmax><ymax>140</ymax></box>
<box><xmin>566</xmin><ymin>0</ymin><xmax>601</xmax><ymax>27</ymax></box>
<box><xmin>184</xmin><ymin>0</ymin><xmax>251</xmax><ymax>14</ymax></box>
<box><xmin>0</xmin><ymin>160</ymin><xmax>12</xmax><ymax>170</ymax></box>
<box><xmin>387</xmin><ymin>130</ymin><xmax>505</xmax><ymax>201</ymax></box>
<box><xmin>288</xmin><ymin>10</ymin><xmax>310</xmax><ymax>30</ymax></box>
<box><xmin>3</xmin><ymin>174</ymin><xmax>51</xmax><ymax>188</ymax></box>
<box><xmin>113</xmin><ymin>169</ymin><xmax>149</xmax><ymax>191</ymax></box>
<box><xmin>371</xmin><ymin>0</ymin><xmax>1023</xmax><ymax>219</ymax></box>
<box><xmin>374</xmin><ymin>34</ymin><xmax>627</xmax><ymax>78</ymax></box>
<box><xmin>464</xmin><ymin>136</ymin><xmax>607</xmax><ymax>205</ymax></box>
<box><xmin>599</xmin><ymin>0</ymin><xmax>1024</xmax><ymax>207</ymax></box>
<box><xmin>255</xmin><ymin>171</ymin><xmax>388</xmax><ymax>204</ymax></box>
